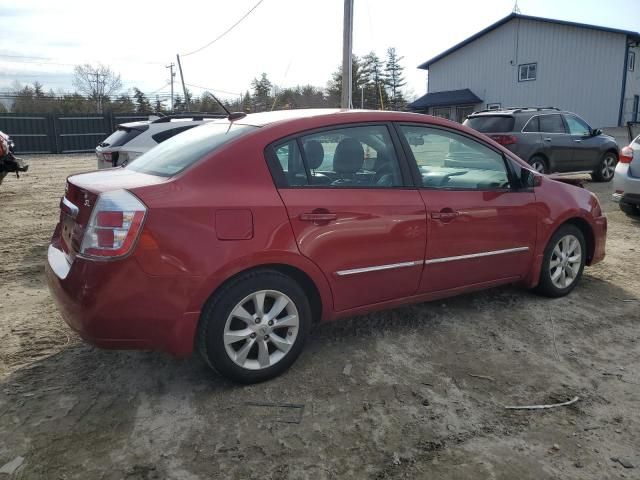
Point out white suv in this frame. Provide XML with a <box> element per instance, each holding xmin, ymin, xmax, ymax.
<box><xmin>95</xmin><ymin>114</ymin><xmax>224</xmax><ymax>169</ymax></box>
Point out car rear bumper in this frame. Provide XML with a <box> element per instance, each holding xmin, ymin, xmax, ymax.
<box><xmin>45</xmin><ymin>242</ymin><xmax>201</xmax><ymax>357</ymax></box>
<box><xmin>612</xmin><ymin>163</ymin><xmax>640</xmax><ymax>215</ymax></box>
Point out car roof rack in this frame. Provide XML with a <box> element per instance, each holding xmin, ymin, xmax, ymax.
<box><xmin>150</xmin><ymin>113</ymin><xmax>227</xmax><ymax>123</ymax></box>
<box><xmin>470</xmin><ymin>106</ymin><xmax>560</xmax><ymax>115</ymax></box>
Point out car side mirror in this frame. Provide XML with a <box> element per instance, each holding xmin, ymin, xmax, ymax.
<box><xmin>521</xmin><ymin>169</ymin><xmax>542</xmax><ymax>188</ymax></box>
<box><xmin>591</xmin><ymin>128</ymin><xmax>602</xmax><ymax>137</ymax></box>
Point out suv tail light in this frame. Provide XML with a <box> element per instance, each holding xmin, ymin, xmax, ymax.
<box><xmin>80</xmin><ymin>190</ymin><xmax>146</xmax><ymax>258</ymax></box>
<box><xmin>490</xmin><ymin>134</ymin><xmax>517</xmax><ymax>146</ymax></box>
<box><xmin>620</xmin><ymin>146</ymin><xmax>634</xmax><ymax>164</ymax></box>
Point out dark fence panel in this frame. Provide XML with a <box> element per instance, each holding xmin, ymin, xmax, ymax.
<box><xmin>0</xmin><ymin>113</ymin><xmax>155</xmax><ymax>153</ymax></box>
<box><xmin>56</xmin><ymin>115</ymin><xmax>110</xmax><ymax>153</ymax></box>
<box><xmin>0</xmin><ymin>114</ymin><xmax>53</xmax><ymax>153</ymax></box>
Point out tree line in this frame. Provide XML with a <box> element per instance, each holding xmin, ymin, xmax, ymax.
<box><xmin>1</xmin><ymin>48</ymin><xmax>408</xmax><ymax>115</ymax></box>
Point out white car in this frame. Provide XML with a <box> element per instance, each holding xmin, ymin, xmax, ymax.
<box><xmin>612</xmin><ymin>134</ymin><xmax>640</xmax><ymax>218</ymax></box>
<box><xmin>95</xmin><ymin>114</ymin><xmax>224</xmax><ymax>169</ymax></box>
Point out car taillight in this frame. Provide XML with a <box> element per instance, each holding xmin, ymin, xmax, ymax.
<box><xmin>620</xmin><ymin>146</ymin><xmax>634</xmax><ymax>164</ymax></box>
<box><xmin>80</xmin><ymin>190</ymin><xmax>146</xmax><ymax>258</ymax></box>
<box><xmin>102</xmin><ymin>152</ymin><xmax>112</xmax><ymax>163</ymax></box>
<box><xmin>490</xmin><ymin>135</ymin><xmax>517</xmax><ymax>146</ymax></box>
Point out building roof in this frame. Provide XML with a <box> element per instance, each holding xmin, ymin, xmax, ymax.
<box><xmin>418</xmin><ymin>13</ymin><xmax>640</xmax><ymax>70</ymax></box>
<box><xmin>407</xmin><ymin>89</ymin><xmax>483</xmax><ymax>110</ymax></box>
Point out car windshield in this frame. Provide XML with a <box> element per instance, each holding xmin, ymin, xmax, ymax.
<box><xmin>465</xmin><ymin>116</ymin><xmax>515</xmax><ymax>133</ymax></box>
<box><xmin>126</xmin><ymin>122</ymin><xmax>257</xmax><ymax>177</ymax></box>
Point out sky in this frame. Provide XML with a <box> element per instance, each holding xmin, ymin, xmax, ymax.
<box><xmin>1</xmin><ymin>0</ymin><xmax>639</xmax><ymax>102</ymax></box>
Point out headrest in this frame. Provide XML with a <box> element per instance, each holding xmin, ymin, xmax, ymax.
<box><xmin>304</xmin><ymin>140</ymin><xmax>324</xmax><ymax>170</ymax></box>
<box><xmin>333</xmin><ymin>137</ymin><xmax>364</xmax><ymax>174</ymax></box>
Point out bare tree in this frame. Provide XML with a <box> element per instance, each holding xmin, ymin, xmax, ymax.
<box><xmin>72</xmin><ymin>63</ymin><xmax>122</xmax><ymax>112</ymax></box>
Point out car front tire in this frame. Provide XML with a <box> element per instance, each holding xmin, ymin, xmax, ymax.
<box><xmin>592</xmin><ymin>152</ymin><xmax>617</xmax><ymax>182</ymax></box>
<box><xmin>535</xmin><ymin>224</ymin><xmax>586</xmax><ymax>298</ymax></box>
<box><xmin>197</xmin><ymin>269</ymin><xmax>311</xmax><ymax>384</ymax></box>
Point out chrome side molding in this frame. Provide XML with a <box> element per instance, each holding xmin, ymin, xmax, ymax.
<box><xmin>336</xmin><ymin>260</ymin><xmax>423</xmax><ymax>277</ymax></box>
<box><xmin>60</xmin><ymin>197</ymin><xmax>79</xmax><ymax>219</ymax></box>
<box><xmin>425</xmin><ymin>247</ymin><xmax>529</xmax><ymax>265</ymax></box>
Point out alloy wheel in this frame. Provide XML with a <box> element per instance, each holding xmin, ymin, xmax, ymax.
<box><xmin>531</xmin><ymin>160</ymin><xmax>546</xmax><ymax>173</ymax></box>
<box><xmin>223</xmin><ymin>290</ymin><xmax>299</xmax><ymax>370</ymax></box>
<box><xmin>601</xmin><ymin>155</ymin><xmax>616</xmax><ymax>180</ymax></box>
<box><xmin>549</xmin><ymin>234</ymin><xmax>582</xmax><ymax>289</ymax></box>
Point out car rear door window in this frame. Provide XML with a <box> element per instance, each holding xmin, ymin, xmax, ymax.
<box><xmin>538</xmin><ymin>114</ymin><xmax>566</xmax><ymax>134</ymax></box>
<box><xmin>268</xmin><ymin>125</ymin><xmax>404</xmax><ymax>188</ymax></box>
<box><xmin>522</xmin><ymin>116</ymin><xmax>539</xmax><ymax>132</ymax></box>
<box><xmin>398</xmin><ymin>125</ymin><xmax>510</xmax><ymax>190</ymax></box>
<box><xmin>564</xmin><ymin>115</ymin><xmax>591</xmax><ymax>136</ymax></box>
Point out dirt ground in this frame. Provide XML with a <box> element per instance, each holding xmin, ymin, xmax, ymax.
<box><xmin>1</xmin><ymin>154</ymin><xmax>639</xmax><ymax>480</ymax></box>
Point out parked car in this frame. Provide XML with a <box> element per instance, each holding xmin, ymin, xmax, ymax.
<box><xmin>612</xmin><ymin>134</ymin><xmax>640</xmax><ymax>217</ymax></box>
<box><xmin>46</xmin><ymin>109</ymin><xmax>606</xmax><ymax>383</ymax></box>
<box><xmin>95</xmin><ymin>114</ymin><xmax>225</xmax><ymax>169</ymax></box>
<box><xmin>464</xmin><ymin>107</ymin><xmax>619</xmax><ymax>181</ymax></box>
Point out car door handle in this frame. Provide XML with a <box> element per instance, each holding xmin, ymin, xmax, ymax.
<box><xmin>431</xmin><ymin>211</ymin><xmax>459</xmax><ymax>221</ymax></box>
<box><xmin>543</xmin><ymin>137</ymin><xmax>552</xmax><ymax>142</ymax></box>
<box><xmin>573</xmin><ymin>139</ymin><xmax>582</xmax><ymax>143</ymax></box>
<box><xmin>299</xmin><ymin>212</ymin><xmax>337</xmax><ymax>222</ymax></box>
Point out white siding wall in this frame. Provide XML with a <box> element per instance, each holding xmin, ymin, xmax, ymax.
<box><xmin>427</xmin><ymin>18</ymin><xmax>628</xmax><ymax>127</ymax></box>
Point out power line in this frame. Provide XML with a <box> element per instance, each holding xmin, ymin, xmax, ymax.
<box><xmin>184</xmin><ymin>83</ymin><xmax>240</xmax><ymax>96</ymax></box>
<box><xmin>180</xmin><ymin>0</ymin><xmax>265</xmax><ymax>57</ymax></box>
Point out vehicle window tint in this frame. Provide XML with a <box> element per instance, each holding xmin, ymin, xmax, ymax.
<box><xmin>564</xmin><ymin>115</ymin><xmax>591</xmax><ymax>136</ymax></box>
<box><xmin>538</xmin><ymin>114</ymin><xmax>566</xmax><ymax>134</ymax></box>
<box><xmin>99</xmin><ymin>127</ymin><xmax>147</xmax><ymax>147</ymax></box>
<box><xmin>127</xmin><ymin>122</ymin><xmax>257</xmax><ymax>177</ymax></box>
<box><xmin>272</xmin><ymin>139</ymin><xmax>309</xmax><ymax>186</ymax></box>
<box><xmin>287</xmin><ymin>125</ymin><xmax>403</xmax><ymax>188</ymax></box>
<box><xmin>399</xmin><ymin>125</ymin><xmax>510</xmax><ymax>190</ymax></box>
<box><xmin>464</xmin><ymin>116</ymin><xmax>515</xmax><ymax>133</ymax></box>
<box><xmin>523</xmin><ymin>116</ymin><xmax>539</xmax><ymax>132</ymax></box>
<box><xmin>151</xmin><ymin>125</ymin><xmax>197</xmax><ymax>144</ymax></box>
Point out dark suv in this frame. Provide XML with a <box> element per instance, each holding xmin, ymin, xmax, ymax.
<box><xmin>464</xmin><ymin>107</ymin><xmax>619</xmax><ymax>181</ymax></box>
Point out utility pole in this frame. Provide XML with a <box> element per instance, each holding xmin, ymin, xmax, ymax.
<box><xmin>166</xmin><ymin>63</ymin><xmax>175</xmax><ymax>113</ymax></box>
<box><xmin>94</xmin><ymin>72</ymin><xmax>103</xmax><ymax>113</ymax></box>
<box><xmin>341</xmin><ymin>0</ymin><xmax>354</xmax><ymax>109</ymax></box>
<box><xmin>176</xmin><ymin>54</ymin><xmax>190</xmax><ymax>112</ymax></box>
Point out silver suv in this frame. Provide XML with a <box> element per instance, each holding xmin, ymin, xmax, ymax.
<box><xmin>95</xmin><ymin>114</ymin><xmax>224</xmax><ymax>169</ymax></box>
<box><xmin>613</xmin><ymin>134</ymin><xmax>640</xmax><ymax>218</ymax></box>
<box><xmin>464</xmin><ymin>107</ymin><xmax>619</xmax><ymax>182</ymax></box>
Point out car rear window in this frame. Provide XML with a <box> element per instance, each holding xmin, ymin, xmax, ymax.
<box><xmin>99</xmin><ymin>126</ymin><xmax>147</xmax><ymax>148</ymax></box>
<box><xmin>151</xmin><ymin>125</ymin><xmax>197</xmax><ymax>144</ymax></box>
<box><xmin>126</xmin><ymin>122</ymin><xmax>257</xmax><ymax>177</ymax></box>
<box><xmin>464</xmin><ymin>116</ymin><xmax>515</xmax><ymax>133</ymax></box>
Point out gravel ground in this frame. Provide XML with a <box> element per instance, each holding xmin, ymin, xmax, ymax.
<box><xmin>0</xmin><ymin>154</ymin><xmax>639</xmax><ymax>479</ymax></box>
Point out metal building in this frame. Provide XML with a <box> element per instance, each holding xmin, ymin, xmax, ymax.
<box><xmin>409</xmin><ymin>13</ymin><xmax>640</xmax><ymax>128</ymax></box>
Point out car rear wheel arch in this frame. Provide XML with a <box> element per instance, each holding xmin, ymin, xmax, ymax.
<box><xmin>197</xmin><ymin>264</ymin><xmax>323</xmax><ymax>329</ymax></box>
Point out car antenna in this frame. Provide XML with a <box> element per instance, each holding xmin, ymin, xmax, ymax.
<box><xmin>207</xmin><ymin>92</ymin><xmax>247</xmax><ymax>121</ymax></box>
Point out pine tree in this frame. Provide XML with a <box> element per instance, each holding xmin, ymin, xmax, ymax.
<box><xmin>133</xmin><ymin>88</ymin><xmax>152</xmax><ymax>114</ymax></box>
<box><xmin>360</xmin><ymin>51</ymin><xmax>388</xmax><ymax>110</ymax></box>
<box><xmin>384</xmin><ymin>47</ymin><xmax>407</xmax><ymax>111</ymax></box>
<box><xmin>241</xmin><ymin>90</ymin><xmax>253</xmax><ymax>112</ymax></box>
<box><xmin>326</xmin><ymin>55</ymin><xmax>365</xmax><ymax>107</ymax></box>
<box><xmin>174</xmin><ymin>95</ymin><xmax>184</xmax><ymax>113</ymax></box>
<box><xmin>251</xmin><ymin>73</ymin><xmax>272</xmax><ymax>112</ymax></box>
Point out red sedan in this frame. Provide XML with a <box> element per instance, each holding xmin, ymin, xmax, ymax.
<box><xmin>46</xmin><ymin>109</ymin><xmax>606</xmax><ymax>383</ymax></box>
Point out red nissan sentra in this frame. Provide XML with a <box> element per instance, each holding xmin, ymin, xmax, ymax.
<box><xmin>46</xmin><ymin>109</ymin><xmax>606</xmax><ymax>383</ymax></box>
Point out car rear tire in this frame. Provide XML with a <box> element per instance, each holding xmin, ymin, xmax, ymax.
<box><xmin>620</xmin><ymin>202</ymin><xmax>640</xmax><ymax>218</ymax></box>
<box><xmin>535</xmin><ymin>224</ymin><xmax>586</xmax><ymax>298</ymax></box>
<box><xmin>197</xmin><ymin>269</ymin><xmax>311</xmax><ymax>384</ymax></box>
<box><xmin>529</xmin><ymin>155</ymin><xmax>548</xmax><ymax>174</ymax></box>
<box><xmin>591</xmin><ymin>152</ymin><xmax>617</xmax><ymax>182</ymax></box>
